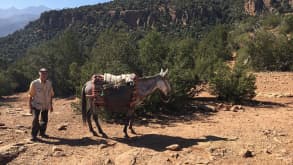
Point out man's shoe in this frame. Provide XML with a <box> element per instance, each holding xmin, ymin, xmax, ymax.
<box><xmin>30</xmin><ymin>136</ymin><xmax>38</xmax><ymax>142</ymax></box>
<box><xmin>40</xmin><ymin>134</ymin><xmax>49</xmax><ymax>138</ymax></box>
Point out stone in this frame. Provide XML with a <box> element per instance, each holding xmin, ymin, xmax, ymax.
<box><xmin>15</xmin><ymin>130</ymin><xmax>27</xmax><ymax>134</ymax></box>
<box><xmin>216</xmin><ymin>103</ymin><xmax>230</xmax><ymax>111</ymax></box>
<box><xmin>22</xmin><ymin>113</ymin><xmax>32</xmax><ymax>117</ymax></box>
<box><xmin>14</xmin><ymin>108</ymin><xmax>23</xmax><ymax>111</ymax></box>
<box><xmin>241</xmin><ymin>149</ymin><xmax>254</xmax><ymax>158</ymax></box>
<box><xmin>104</xmin><ymin>158</ymin><xmax>114</xmax><ymax>165</ymax></box>
<box><xmin>115</xmin><ymin>149</ymin><xmax>140</xmax><ymax>165</ymax></box>
<box><xmin>99</xmin><ymin>144</ymin><xmax>108</xmax><ymax>150</ymax></box>
<box><xmin>57</xmin><ymin>123</ymin><xmax>68</xmax><ymax>131</ymax></box>
<box><xmin>230</xmin><ymin>105</ymin><xmax>244</xmax><ymax>112</ymax></box>
<box><xmin>0</xmin><ymin>143</ymin><xmax>27</xmax><ymax>163</ymax></box>
<box><xmin>52</xmin><ymin>146</ymin><xmax>63</xmax><ymax>152</ymax></box>
<box><xmin>0</xmin><ymin>126</ymin><xmax>8</xmax><ymax>129</ymax></box>
<box><xmin>198</xmin><ymin>105</ymin><xmax>216</xmax><ymax>112</ymax></box>
<box><xmin>166</xmin><ymin>144</ymin><xmax>181</xmax><ymax>151</ymax></box>
<box><xmin>52</xmin><ymin>151</ymin><xmax>66</xmax><ymax>157</ymax></box>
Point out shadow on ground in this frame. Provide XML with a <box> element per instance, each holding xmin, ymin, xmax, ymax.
<box><xmin>244</xmin><ymin>99</ymin><xmax>286</xmax><ymax>108</ymax></box>
<box><xmin>0</xmin><ymin>95</ymin><xmax>19</xmax><ymax>103</ymax></box>
<box><xmin>194</xmin><ymin>97</ymin><xmax>286</xmax><ymax>108</ymax></box>
<box><xmin>37</xmin><ymin>136</ymin><xmax>108</xmax><ymax>147</ymax></box>
<box><xmin>112</xmin><ymin>134</ymin><xmax>235</xmax><ymax>152</ymax></box>
<box><xmin>104</xmin><ymin>96</ymin><xmax>288</xmax><ymax>128</ymax></box>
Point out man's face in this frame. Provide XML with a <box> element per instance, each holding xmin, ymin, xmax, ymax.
<box><xmin>39</xmin><ymin>71</ymin><xmax>48</xmax><ymax>81</ymax></box>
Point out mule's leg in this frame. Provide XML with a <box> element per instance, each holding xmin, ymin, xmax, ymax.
<box><xmin>123</xmin><ymin>109</ymin><xmax>135</xmax><ymax>138</ymax></box>
<box><xmin>92</xmin><ymin>113</ymin><xmax>108</xmax><ymax>138</ymax></box>
<box><xmin>127</xmin><ymin>108</ymin><xmax>137</xmax><ymax>134</ymax></box>
<box><xmin>128</xmin><ymin>114</ymin><xmax>137</xmax><ymax>135</ymax></box>
<box><xmin>87</xmin><ymin>110</ymin><xmax>98</xmax><ymax>136</ymax></box>
<box><xmin>123</xmin><ymin>117</ymin><xmax>130</xmax><ymax>138</ymax></box>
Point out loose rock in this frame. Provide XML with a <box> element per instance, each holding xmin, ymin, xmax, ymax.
<box><xmin>241</xmin><ymin>149</ymin><xmax>254</xmax><ymax>158</ymax></box>
<box><xmin>57</xmin><ymin>123</ymin><xmax>68</xmax><ymax>131</ymax></box>
<box><xmin>166</xmin><ymin>144</ymin><xmax>180</xmax><ymax>151</ymax></box>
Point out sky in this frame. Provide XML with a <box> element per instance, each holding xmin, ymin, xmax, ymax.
<box><xmin>0</xmin><ymin>0</ymin><xmax>111</xmax><ymax>9</ymax></box>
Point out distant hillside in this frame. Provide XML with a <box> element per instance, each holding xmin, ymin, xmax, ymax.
<box><xmin>0</xmin><ymin>6</ymin><xmax>50</xmax><ymax>37</ymax></box>
<box><xmin>0</xmin><ymin>0</ymin><xmax>292</xmax><ymax>64</ymax></box>
<box><xmin>0</xmin><ymin>0</ymin><xmax>245</xmax><ymax>63</ymax></box>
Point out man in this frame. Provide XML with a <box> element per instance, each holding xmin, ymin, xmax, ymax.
<box><xmin>28</xmin><ymin>68</ymin><xmax>54</xmax><ymax>141</ymax></box>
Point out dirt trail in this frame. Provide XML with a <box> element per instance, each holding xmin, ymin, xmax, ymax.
<box><xmin>0</xmin><ymin>72</ymin><xmax>293</xmax><ymax>165</ymax></box>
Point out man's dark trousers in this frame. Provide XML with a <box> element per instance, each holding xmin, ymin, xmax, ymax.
<box><xmin>31</xmin><ymin>108</ymin><xmax>48</xmax><ymax>138</ymax></box>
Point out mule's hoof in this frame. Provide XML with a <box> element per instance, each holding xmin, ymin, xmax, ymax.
<box><xmin>130</xmin><ymin>129</ymin><xmax>137</xmax><ymax>135</ymax></box>
<box><xmin>124</xmin><ymin>134</ymin><xmax>129</xmax><ymax>138</ymax></box>
<box><xmin>101</xmin><ymin>133</ymin><xmax>108</xmax><ymax>138</ymax></box>
<box><xmin>92</xmin><ymin>132</ymin><xmax>98</xmax><ymax>136</ymax></box>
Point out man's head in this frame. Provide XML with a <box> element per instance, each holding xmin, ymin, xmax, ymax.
<box><xmin>39</xmin><ymin>68</ymin><xmax>48</xmax><ymax>82</ymax></box>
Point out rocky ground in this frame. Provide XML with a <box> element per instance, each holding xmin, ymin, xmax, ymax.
<box><xmin>0</xmin><ymin>72</ymin><xmax>293</xmax><ymax>165</ymax></box>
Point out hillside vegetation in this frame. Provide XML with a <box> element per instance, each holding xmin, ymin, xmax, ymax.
<box><xmin>0</xmin><ymin>0</ymin><xmax>292</xmax><ymax>108</ymax></box>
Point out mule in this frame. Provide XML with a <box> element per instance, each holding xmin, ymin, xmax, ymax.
<box><xmin>81</xmin><ymin>69</ymin><xmax>171</xmax><ymax>138</ymax></box>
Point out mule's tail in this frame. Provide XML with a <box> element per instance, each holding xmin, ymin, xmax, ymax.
<box><xmin>81</xmin><ymin>85</ymin><xmax>87</xmax><ymax>124</ymax></box>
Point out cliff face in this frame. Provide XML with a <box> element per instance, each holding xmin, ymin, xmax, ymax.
<box><xmin>37</xmin><ymin>6</ymin><xmax>196</xmax><ymax>31</ymax></box>
<box><xmin>245</xmin><ymin>0</ymin><xmax>293</xmax><ymax>15</ymax></box>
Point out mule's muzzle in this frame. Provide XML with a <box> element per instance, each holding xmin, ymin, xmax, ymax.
<box><xmin>160</xmin><ymin>92</ymin><xmax>171</xmax><ymax>103</ymax></box>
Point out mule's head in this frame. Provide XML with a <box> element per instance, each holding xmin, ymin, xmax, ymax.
<box><xmin>158</xmin><ymin>68</ymin><xmax>171</xmax><ymax>102</ymax></box>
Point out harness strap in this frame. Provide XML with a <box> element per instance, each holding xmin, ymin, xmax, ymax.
<box><xmin>90</xmin><ymin>74</ymin><xmax>138</xmax><ymax>107</ymax></box>
<box><xmin>91</xmin><ymin>74</ymin><xmax>105</xmax><ymax>106</ymax></box>
<box><xmin>130</xmin><ymin>76</ymin><xmax>138</xmax><ymax>108</ymax></box>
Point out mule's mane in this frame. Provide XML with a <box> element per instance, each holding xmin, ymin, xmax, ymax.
<box><xmin>137</xmin><ymin>74</ymin><xmax>162</xmax><ymax>81</ymax></box>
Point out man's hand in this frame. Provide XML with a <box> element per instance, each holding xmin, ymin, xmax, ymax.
<box><xmin>29</xmin><ymin>104</ymin><xmax>33</xmax><ymax>114</ymax></box>
<box><xmin>50</xmin><ymin>107</ymin><xmax>54</xmax><ymax>112</ymax></box>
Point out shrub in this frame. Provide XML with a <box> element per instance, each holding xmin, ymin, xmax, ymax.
<box><xmin>262</xmin><ymin>14</ymin><xmax>281</xmax><ymax>29</ymax></box>
<box><xmin>0</xmin><ymin>71</ymin><xmax>16</xmax><ymax>96</ymax></box>
<box><xmin>280</xmin><ymin>15</ymin><xmax>293</xmax><ymax>34</ymax></box>
<box><xmin>247</xmin><ymin>30</ymin><xmax>293</xmax><ymax>71</ymax></box>
<box><xmin>209</xmin><ymin>63</ymin><xmax>256</xmax><ymax>103</ymax></box>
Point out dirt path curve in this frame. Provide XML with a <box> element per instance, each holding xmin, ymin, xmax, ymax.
<box><xmin>0</xmin><ymin>72</ymin><xmax>293</xmax><ymax>165</ymax></box>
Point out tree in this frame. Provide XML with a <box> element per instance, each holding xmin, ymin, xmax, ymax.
<box><xmin>193</xmin><ymin>25</ymin><xmax>231</xmax><ymax>81</ymax></box>
<box><xmin>8</xmin><ymin>30</ymin><xmax>83</xmax><ymax>96</ymax></box>
<box><xmin>81</xmin><ymin>30</ymin><xmax>139</xmax><ymax>84</ymax></box>
<box><xmin>138</xmin><ymin>31</ymin><xmax>169</xmax><ymax>75</ymax></box>
<box><xmin>167</xmin><ymin>38</ymin><xmax>198</xmax><ymax>97</ymax></box>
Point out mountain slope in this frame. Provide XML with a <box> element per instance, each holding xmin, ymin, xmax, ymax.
<box><xmin>1</xmin><ymin>0</ymin><xmax>292</xmax><ymax>65</ymax></box>
<box><xmin>0</xmin><ymin>0</ymin><xmax>246</xmax><ymax>63</ymax></box>
<box><xmin>0</xmin><ymin>14</ymin><xmax>39</xmax><ymax>37</ymax></box>
<box><xmin>0</xmin><ymin>6</ymin><xmax>50</xmax><ymax>37</ymax></box>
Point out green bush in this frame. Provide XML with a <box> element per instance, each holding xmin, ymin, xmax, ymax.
<box><xmin>280</xmin><ymin>15</ymin><xmax>293</xmax><ymax>34</ymax></box>
<box><xmin>209</xmin><ymin>63</ymin><xmax>256</xmax><ymax>103</ymax></box>
<box><xmin>247</xmin><ymin>30</ymin><xmax>293</xmax><ymax>71</ymax></box>
<box><xmin>262</xmin><ymin>14</ymin><xmax>281</xmax><ymax>29</ymax></box>
<box><xmin>0</xmin><ymin>71</ymin><xmax>16</xmax><ymax>96</ymax></box>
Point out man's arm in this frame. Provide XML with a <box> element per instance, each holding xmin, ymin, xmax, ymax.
<box><xmin>50</xmin><ymin>97</ymin><xmax>53</xmax><ymax>112</ymax></box>
<box><xmin>28</xmin><ymin>82</ymin><xmax>35</xmax><ymax>114</ymax></box>
<box><xmin>49</xmin><ymin>87</ymin><xmax>54</xmax><ymax>112</ymax></box>
<box><xmin>29</xmin><ymin>96</ymin><xmax>33</xmax><ymax>114</ymax></box>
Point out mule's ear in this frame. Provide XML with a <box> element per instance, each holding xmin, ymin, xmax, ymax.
<box><xmin>162</xmin><ymin>68</ymin><xmax>168</xmax><ymax>77</ymax></box>
<box><xmin>160</xmin><ymin>68</ymin><xmax>164</xmax><ymax>75</ymax></box>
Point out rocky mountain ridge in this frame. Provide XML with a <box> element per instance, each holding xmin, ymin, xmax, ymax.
<box><xmin>245</xmin><ymin>0</ymin><xmax>293</xmax><ymax>15</ymax></box>
<box><xmin>0</xmin><ymin>0</ymin><xmax>292</xmax><ymax>63</ymax></box>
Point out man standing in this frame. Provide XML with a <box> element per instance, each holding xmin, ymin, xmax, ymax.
<box><xmin>28</xmin><ymin>68</ymin><xmax>54</xmax><ymax>141</ymax></box>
